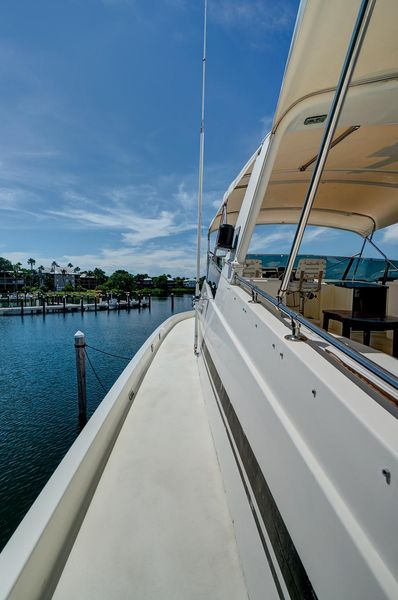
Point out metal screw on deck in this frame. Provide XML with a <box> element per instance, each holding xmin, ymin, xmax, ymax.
<box><xmin>74</xmin><ymin>330</ymin><xmax>87</xmax><ymax>426</ymax></box>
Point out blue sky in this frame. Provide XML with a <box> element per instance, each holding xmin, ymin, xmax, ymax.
<box><xmin>0</xmin><ymin>0</ymin><xmax>395</xmax><ymax>275</ymax></box>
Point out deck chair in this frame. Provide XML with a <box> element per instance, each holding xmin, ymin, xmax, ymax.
<box><xmin>287</xmin><ymin>258</ymin><xmax>326</xmax><ymax>315</ymax></box>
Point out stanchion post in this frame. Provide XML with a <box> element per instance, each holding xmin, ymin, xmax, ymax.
<box><xmin>74</xmin><ymin>330</ymin><xmax>87</xmax><ymax>426</ymax></box>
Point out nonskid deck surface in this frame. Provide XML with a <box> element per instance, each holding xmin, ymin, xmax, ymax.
<box><xmin>53</xmin><ymin>318</ymin><xmax>248</xmax><ymax>599</ymax></box>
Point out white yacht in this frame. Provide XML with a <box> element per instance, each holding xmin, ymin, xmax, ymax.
<box><xmin>1</xmin><ymin>0</ymin><xmax>398</xmax><ymax>598</ymax></box>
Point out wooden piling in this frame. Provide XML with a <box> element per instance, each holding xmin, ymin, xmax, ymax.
<box><xmin>63</xmin><ymin>296</ymin><xmax>66</xmax><ymax>313</ymax></box>
<box><xmin>20</xmin><ymin>299</ymin><xmax>24</xmax><ymax>316</ymax></box>
<box><xmin>94</xmin><ymin>296</ymin><xmax>97</xmax><ymax>312</ymax></box>
<box><xmin>80</xmin><ymin>297</ymin><xmax>84</xmax><ymax>313</ymax></box>
<box><xmin>171</xmin><ymin>293</ymin><xmax>174</xmax><ymax>311</ymax></box>
<box><xmin>148</xmin><ymin>294</ymin><xmax>151</xmax><ymax>310</ymax></box>
<box><xmin>74</xmin><ymin>330</ymin><xmax>87</xmax><ymax>426</ymax></box>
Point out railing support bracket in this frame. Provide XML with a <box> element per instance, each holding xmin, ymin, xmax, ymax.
<box><xmin>285</xmin><ymin>317</ymin><xmax>305</xmax><ymax>342</ymax></box>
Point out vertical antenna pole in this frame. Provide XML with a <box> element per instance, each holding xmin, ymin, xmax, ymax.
<box><xmin>194</xmin><ymin>0</ymin><xmax>208</xmax><ymax>354</ymax></box>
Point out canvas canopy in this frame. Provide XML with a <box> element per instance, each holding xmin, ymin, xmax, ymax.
<box><xmin>209</xmin><ymin>0</ymin><xmax>398</xmax><ymax>238</ymax></box>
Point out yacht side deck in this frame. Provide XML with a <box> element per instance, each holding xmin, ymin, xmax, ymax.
<box><xmin>52</xmin><ymin>317</ymin><xmax>249</xmax><ymax>599</ymax></box>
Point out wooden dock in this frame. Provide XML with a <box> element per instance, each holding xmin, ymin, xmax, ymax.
<box><xmin>0</xmin><ymin>299</ymin><xmax>149</xmax><ymax>316</ymax></box>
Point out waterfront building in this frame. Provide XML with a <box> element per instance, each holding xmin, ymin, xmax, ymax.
<box><xmin>0</xmin><ymin>271</ymin><xmax>24</xmax><ymax>292</ymax></box>
<box><xmin>43</xmin><ymin>265</ymin><xmax>76</xmax><ymax>291</ymax></box>
<box><xmin>78</xmin><ymin>272</ymin><xmax>97</xmax><ymax>290</ymax></box>
<box><xmin>183</xmin><ymin>278</ymin><xmax>196</xmax><ymax>289</ymax></box>
<box><xmin>166</xmin><ymin>276</ymin><xmax>175</xmax><ymax>289</ymax></box>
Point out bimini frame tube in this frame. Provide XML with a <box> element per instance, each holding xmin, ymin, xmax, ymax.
<box><xmin>278</xmin><ymin>0</ymin><xmax>376</xmax><ymax>302</ymax></box>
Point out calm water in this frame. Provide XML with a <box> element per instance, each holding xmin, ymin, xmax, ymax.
<box><xmin>0</xmin><ymin>296</ymin><xmax>192</xmax><ymax>550</ymax></box>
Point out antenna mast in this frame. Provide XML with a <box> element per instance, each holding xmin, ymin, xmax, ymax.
<box><xmin>194</xmin><ymin>0</ymin><xmax>208</xmax><ymax>353</ymax></box>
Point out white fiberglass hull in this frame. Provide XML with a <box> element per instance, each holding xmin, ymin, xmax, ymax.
<box><xmin>197</xmin><ymin>274</ymin><xmax>398</xmax><ymax>599</ymax></box>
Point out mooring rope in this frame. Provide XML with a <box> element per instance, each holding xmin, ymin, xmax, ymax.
<box><xmin>85</xmin><ymin>343</ymin><xmax>132</xmax><ymax>362</ymax></box>
<box><xmin>84</xmin><ymin>348</ymin><xmax>107</xmax><ymax>392</ymax></box>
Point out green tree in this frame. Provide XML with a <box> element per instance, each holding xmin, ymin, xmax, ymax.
<box><xmin>174</xmin><ymin>277</ymin><xmax>184</xmax><ymax>288</ymax></box>
<box><xmin>93</xmin><ymin>267</ymin><xmax>107</xmax><ymax>285</ymax></box>
<box><xmin>61</xmin><ymin>268</ymin><xmax>68</xmax><ymax>289</ymax></box>
<box><xmin>63</xmin><ymin>281</ymin><xmax>74</xmax><ymax>292</ymax></box>
<box><xmin>37</xmin><ymin>265</ymin><xmax>45</xmax><ymax>287</ymax></box>
<box><xmin>107</xmin><ymin>270</ymin><xmax>135</xmax><ymax>292</ymax></box>
<box><xmin>27</xmin><ymin>258</ymin><xmax>36</xmax><ymax>286</ymax></box>
<box><xmin>13</xmin><ymin>262</ymin><xmax>22</xmax><ymax>291</ymax></box>
<box><xmin>0</xmin><ymin>257</ymin><xmax>13</xmax><ymax>271</ymax></box>
<box><xmin>152</xmin><ymin>274</ymin><xmax>168</xmax><ymax>291</ymax></box>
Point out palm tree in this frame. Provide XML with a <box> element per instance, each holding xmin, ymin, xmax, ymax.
<box><xmin>61</xmin><ymin>268</ymin><xmax>67</xmax><ymax>289</ymax></box>
<box><xmin>13</xmin><ymin>262</ymin><xmax>22</xmax><ymax>292</ymax></box>
<box><xmin>27</xmin><ymin>258</ymin><xmax>36</xmax><ymax>287</ymax></box>
<box><xmin>37</xmin><ymin>265</ymin><xmax>45</xmax><ymax>287</ymax></box>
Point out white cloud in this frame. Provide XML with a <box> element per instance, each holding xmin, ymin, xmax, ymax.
<box><xmin>302</xmin><ymin>227</ymin><xmax>327</xmax><ymax>244</ymax></box>
<box><xmin>209</xmin><ymin>1</ymin><xmax>295</xmax><ymax>32</ymax></box>
<box><xmin>174</xmin><ymin>181</ymin><xmax>196</xmax><ymax>209</ymax></box>
<box><xmin>381</xmin><ymin>224</ymin><xmax>398</xmax><ymax>244</ymax></box>
<box><xmin>2</xmin><ymin>244</ymin><xmax>197</xmax><ymax>276</ymax></box>
<box><xmin>260</xmin><ymin>114</ymin><xmax>274</xmax><ymax>136</ymax></box>
<box><xmin>249</xmin><ymin>231</ymin><xmax>291</xmax><ymax>253</ymax></box>
<box><xmin>249</xmin><ymin>226</ymin><xmax>333</xmax><ymax>253</ymax></box>
<box><xmin>47</xmin><ymin>202</ymin><xmax>196</xmax><ymax>246</ymax></box>
<box><xmin>63</xmin><ymin>245</ymin><xmax>197</xmax><ymax>276</ymax></box>
<box><xmin>212</xmin><ymin>199</ymin><xmax>222</xmax><ymax>210</ymax></box>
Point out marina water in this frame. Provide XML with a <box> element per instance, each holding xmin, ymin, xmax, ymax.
<box><xmin>0</xmin><ymin>296</ymin><xmax>192</xmax><ymax>550</ymax></box>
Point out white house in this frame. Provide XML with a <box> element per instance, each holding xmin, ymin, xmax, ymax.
<box><xmin>43</xmin><ymin>264</ymin><xmax>76</xmax><ymax>291</ymax></box>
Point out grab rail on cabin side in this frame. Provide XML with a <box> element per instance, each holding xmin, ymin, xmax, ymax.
<box><xmin>234</xmin><ymin>273</ymin><xmax>398</xmax><ymax>396</ymax></box>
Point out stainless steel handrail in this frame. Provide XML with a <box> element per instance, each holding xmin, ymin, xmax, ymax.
<box><xmin>235</xmin><ymin>274</ymin><xmax>398</xmax><ymax>393</ymax></box>
<box><xmin>278</xmin><ymin>0</ymin><xmax>376</xmax><ymax>300</ymax></box>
